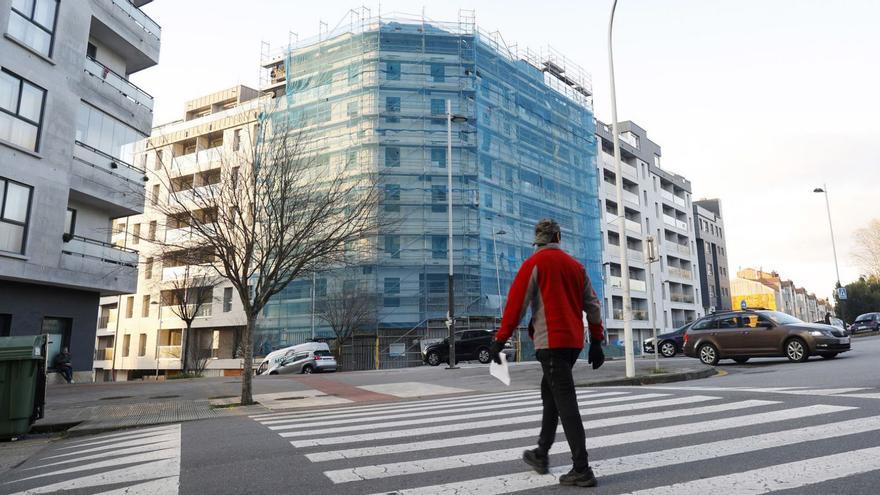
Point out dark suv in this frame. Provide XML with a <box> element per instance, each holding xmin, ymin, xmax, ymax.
<box><xmin>683</xmin><ymin>310</ymin><xmax>850</xmax><ymax>365</ymax></box>
<box><xmin>850</xmin><ymin>313</ymin><xmax>880</xmax><ymax>334</ymax></box>
<box><xmin>422</xmin><ymin>329</ymin><xmax>512</xmax><ymax>366</ymax></box>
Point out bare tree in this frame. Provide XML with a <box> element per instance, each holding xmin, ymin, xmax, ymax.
<box><xmin>853</xmin><ymin>218</ymin><xmax>880</xmax><ymax>280</ymax></box>
<box><xmin>146</xmin><ymin>113</ymin><xmax>382</xmax><ymax>405</ymax></box>
<box><xmin>316</xmin><ymin>281</ymin><xmax>378</xmax><ymax>368</ymax></box>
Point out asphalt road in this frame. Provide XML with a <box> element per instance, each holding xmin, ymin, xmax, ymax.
<box><xmin>5</xmin><ymin>335</ymin><xmax>880</xmax><ymax>495</ymax></box>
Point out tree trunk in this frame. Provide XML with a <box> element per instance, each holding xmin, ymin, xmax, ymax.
<box><xmin>240</xmin><ymin>313</ymin><xmax>256</xmax><ymax>406</ymax></box>
<box><xmin>181</xmin><ymin>324</ymin><xmax>191</xmax><ymax>373</ymax></box>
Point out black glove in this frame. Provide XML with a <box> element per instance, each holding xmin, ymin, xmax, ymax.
<box><xmin>489</xmin><ymin>340</ymin><xmax>505</xmax><ymax>365</ymax></box>
<box><xmin>587</xmin><ymin>340</ymin><xmax>605</xmax><ymax>370</ymax></box>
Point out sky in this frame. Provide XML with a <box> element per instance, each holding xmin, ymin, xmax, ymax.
<box><xmin>132</xmin><ymin>0</ymin><xmax>880</xmax><ymax>302</ymax></box>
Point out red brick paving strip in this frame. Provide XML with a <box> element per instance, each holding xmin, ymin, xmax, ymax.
<box><xmin>291</xmin><ymin>376</ymin><xmax>398</xmax><ymax>402</ymax></box>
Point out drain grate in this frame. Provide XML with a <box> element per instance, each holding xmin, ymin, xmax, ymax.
<box><xmin>98</xmin><ymin>396</ymin><xmax>133</xmax><ymax>400</ymax></box>
<box><xmin>209</xmin><ymin>395</ymin><xmax>237</xmax><ymax>400</ymax></box>
<box><xmin>276</xmin><ymin>396</ymin><xmax>307</xmax><ymax>401</ymax></box>
<box><xmin>149</xmin><ymin>395</ymin><xmax>180</xmax><ymax>399</ymax></box>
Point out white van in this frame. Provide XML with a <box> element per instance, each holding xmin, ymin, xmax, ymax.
<box><xmin>256</xmin><ymin>342</ymin><xmax>332</xmax><ymax>375</ymax></box>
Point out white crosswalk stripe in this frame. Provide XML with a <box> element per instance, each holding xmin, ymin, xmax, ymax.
<box><xmin>249</xmin><ymin>387</ymin><xmax>880</xmax><ymax>494</ymax></box>
<box><xmin>3</xmin><ymin>424</ymin><xmax>181</xmax><ymax>495</ymax></box>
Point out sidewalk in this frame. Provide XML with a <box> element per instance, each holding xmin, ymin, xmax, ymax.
<box><xmin>30</xmin><ymin>356</ymin><xmax>714</xmax><ymax>436</ymax></box>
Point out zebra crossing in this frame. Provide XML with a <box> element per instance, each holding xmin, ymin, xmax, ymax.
<box><xmin>2</xmin><ymin>424</ymin><xmax>181</xmax><ymax>495</ymax></box>
<box><xmin>249</xmin><ymin>386</ymin><xmax>880</xmax><ymax>494</ymax></box>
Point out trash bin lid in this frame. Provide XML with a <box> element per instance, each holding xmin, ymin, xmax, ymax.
<box><xmin>0</xmin><ymin>335</ymin><xmax>46</xmax><ymax>361</ymax></box>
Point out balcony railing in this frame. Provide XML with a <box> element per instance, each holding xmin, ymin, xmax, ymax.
<box><xmin>111</xmin><ymin>0</ymin><xmax>161</xmax><ymax>39</ymax></box>
<box><xmin>676</xmin><ymin>219</ymin><xmax>689</xmax><ymax>231</ymax></box>
<box><xmin>157</xmin><ymin>345</ymin><xmax>181</xmax><ymax>360</ymax></box>
<box><xmin>613</xmin><ymin>309</ymin><xmax>649</xmax><ymax>321</ymax></box>
<box><xmin>668</xmin><ymin>268</ymin><xmax>693</xmax><ymax>280</ymax></box>
<box><xmin>605</xmin><ymin>213</ymin><xmax>642</xmax><ymax>234</ymax></box>
<box><xmin>94</xmin><ymin>348</ymin><xmax>114</xmax><ymax>361</ymax></box>
<box><xmin>160</xmin><ymin>303</ymin><xmax>213</xmax><ymax>320</ymax></box>
<box><xmin>161</xmin><ymin>264</ymin><xmax>215</xmax><ymax>281</ymax></box>
<box><xmin>173</xmin><ymin>147</ymin><xmax>222</xmax><ymax>170</ymax></box>
<box><xmin>661</xmin><ymin>189</ymin><xmax>674</xmax><ymax>202</ymax></box>
<box><xmin>74</xmin><ymin>141</ymin><xmax>146</xmax><ymax>184</ymax></box>
<box><xmin>609</xmin><ymin>276</ymin><xmax>648</xmax><ymax>292</ymax></box>
<box><xmin>670</xmin><ymin>293</ymin><xmax>696</xmax><ymax>304</ymax></box>
<box><xmin>663</xmin><ymin>214</ymin><xmax>677</xmax><ymax>227</ymax></box>
<box><xmin>62</xmin><ymin>235</ymin><xmax>138</xmax><ymax>268</ymax></box>
<box><xmin>84</xmin><ymin>56</ymin><xmax>154</xmax><ymax>110</ymax></box>
<box><xmin>674</xmin><ymin>195</ymin><xmax>687</xmax><ymax>207</ymax></box>
<box><xmin>98</xmin><ymin>315</ymin><xmax>113</xmax><ymax>328</ymax></box>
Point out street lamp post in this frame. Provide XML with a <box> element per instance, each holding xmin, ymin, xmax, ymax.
<box><xmin>445</xmin><ymin>99</ymin><xmax>468</xmax><ymax>370</ymax></box>
<box><xmin>814</xmin><ymin>184</ymin><xmax>842</xmax><ymax>292</ymax></box>
<box><xmin>608</xmin><ymin>0</ymin><xmax>636</xmax><ymax>378</ymax></box>
<box><xmin>492</xmin><ymin>229</ymin><xmax>514</xmax><ymax>359</ymax></box>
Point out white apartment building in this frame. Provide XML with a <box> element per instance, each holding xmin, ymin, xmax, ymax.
<box><xmin>595</xmin><ymin>121</ymin><xmax>703</xmax><ymax>349</ymax></box>
<box><xmin>94</xmin><ymin>86</ymin><xmax>260</xmax><ymax>381</ymax></box>
<box><xmin>0</xmin><ymin>0</ymin><xmax>160</xmax><ymax>382</ymax></box>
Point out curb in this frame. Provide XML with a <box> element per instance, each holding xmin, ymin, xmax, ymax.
<box><xmin>574</xmin><ymin>367</ymin><xmax>717</xmax><ymax>387</ymax></box>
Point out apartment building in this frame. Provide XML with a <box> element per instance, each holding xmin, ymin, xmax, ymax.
<box><xmin>0</xmin><ymin>0</ymin><xmax>160</xmax><ymax>381</ymax></box>
<box><xmin>693</xmin><ymin>199</ymin><xmax>731</xmax><ymax>314</ymax></box>
<box><xmin>595</xmin><ymin>121</ymin><xmax>703</xmax><ymax>348</ymax></box>
<box><xmin>94</xmin><ymin>86</ymin><xmax>260</xmax><ymax>380</ymax></box>
<box><xmin>734</xmin><ymin>268</ymin><xmax>826</xmax><ymax>322</ymax></box>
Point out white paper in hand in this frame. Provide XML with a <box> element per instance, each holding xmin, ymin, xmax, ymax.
<box><xmin>489</xmin><ymin>351</ymin><xmax>511</xmax><ymax>386</ymax></box>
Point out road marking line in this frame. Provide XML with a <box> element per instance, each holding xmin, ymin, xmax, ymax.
<box><xmin>280</xmin><ymin>393</ymin><xmax>664</xmax><ymax>439</ymax></box>
<box><xmin>7</xmin><ymin>458</ymin><xmax>179</xmax><ymax>495</ymax></box>
<box><xmin>623</xmin><ymin>444</ymin><xmax>880</xmax><ymax>495</ymax></box>
<box><xmin>357</xmin><ymin>382</ymin><xmax>469</xmax><ymax>397</ymax></box>
<box><xmin>265</xmin><ymin>390</ymin><xmax>610</xmax><ymax>428</ymax></box>
<box><xmin>27</xmin><ymin>439</ymin><xmax>178</xmax><ymax>468</ymax></box>
<box><xmin>324</xmin><ymin>404</ymin><xmax>848</xmax><ymax>483</ymax></box>
<box><xmin>44</xmin><ymin>432</ymin><xmax>179</xmax><ymax>459</ymax></box>
<box><xmin>13</xmin><ymin>448</ymin><xmax>179</xmax><ymax>482</ymax></box>
<box><xmin>90</xmin><ymin>476</ymin><xmax>178</xmax><ymax>495</ymax></box>
<box><xmin>372</xmin><ymin>415</ymin><xmax>880</xmax><ymax>495</ymax></box>
<box><xmin>841</xmin><ymin>393</ymin><xmax>880</xmax><ymax>399</ymax></box>
<box><xmin>303</xmin><ymin>396</ymin><xmax>723</xmax><ymax>460</ymax></box>
<box><xmin>644</xmin><ymin>385</ymin><xmax>870</xmax><ymax>396</ymax></box>
<box><xmin>56</xmin><ymin>425</ymin><xmax>178</xmax><ymax>449</ymax></box>
<box><xmin>250</xmin><ymin>389</ymin><xmax>542</xmax><ymax>420</ymax></box>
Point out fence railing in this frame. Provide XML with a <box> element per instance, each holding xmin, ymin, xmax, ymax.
<box><xmin>157</xmin><ymin>345</ymin><xmax>181</xmax><ymax>360</ymax></box>
<box><xmin>84</xmin><ymin>56</ymin><xmax>154</xmax><ymax>109</ymax></box>
<box><xmin>111</xmin><ymin>0</ymin><xmax>161</xmax><ymax>39</ymax></box>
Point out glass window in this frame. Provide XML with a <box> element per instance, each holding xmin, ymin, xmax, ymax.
<box><xmin>717</xmin><ymin>316</ymin><xmax>739</xmax><ymax>329</ymax></box>
<box><xmin>430</xmin><ymin>98</ymin><xmax>446</xmax><ymax>115</ymax></box>
<box><xmin>385</xmin><ymin>96</ymin><xmax>400</xmax><ymax>112</ymax></box>
<box><xmin>430</xmin><ymin>147</ymin><xmax>446</xmax><ymax>168</ymax></box>
<box><xmin>8</xmin><ymin>0</ymin><xmax>58</xmax><ymax>56</ymax></box>
<box><xmin>430</xmin><ymin>63</ymin><xmax>445</xmax><ymax>82</ymax></box>
<box><xmin>0</xmin><ymin>177</ymin><xmax>32</xmax><ymax>254</ymax></box>
<box><xmin>386</xmin><ymin>61</ymin><xmax>400</xmax><ymax>80</ymax></box>
<box><xmin>145</xmin><ymin>257</ymin><xmax>153</xmax><ymax>279</ymax></box>
<box><xmin>138</xmin><ymin>334</ymin><xmax>147</xmax><ymax>356</ymax></box>
<box><xmin>431</xmin><ymin>185</ymin><xmax>447</xmax><ymax>213</ymax></box>
<box><xmin>383</xmin><ymin>277</ymin><xmax>400</xmax><ymax>307</ymax></box>
<box><xmin>223</xmin><ymin>287</ymin><xmax>233</xmax><ymax>312</ymax></box>
<box><xmin>432</xmin><ymin>235</ymin><xmax>447</xmax><ymax>259</ymax></box>
<box><xmin>0</xmin><ymin>69</ymin><xmax>44</xmax><ymax>151</ymax></box>
<box><xmin>384</xmin><ymin>147</ymin><xmax>400</xmax><ymax>167</ymax></box>
<box><xmin>385</xmin><ymin>235</ymin><xmax>400</xmax><ymax>259</ymax></box>
<box><xmin>691</xmin><ymin>317</ymin><xmax>715</xmax><ymax>331</ymax></box>
<box><xmin>142</xmin><ymin>295</ymin><xmax>150</xmax><ymax>317</ymax></box>
<box><xmin>75</xmin><ymin>102</ymin><xmax>142</xmax><ymax>164</ymax></box>
<box><xmin>63</xmin><ymin>207</ymin><xmax>76</xmax><ymax>238</ymax></box>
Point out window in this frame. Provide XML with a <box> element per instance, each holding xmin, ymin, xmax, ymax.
<box><xmin>431</xmin><ymin>185</ymin><xmax>447</xmax><ymax>213</ymax></box>
<box><xmin>142</xmin><ymin>295</ymin><xmax>150</xmax><ymax>317</ymax></box>
<box><xmin>385</xmin><ymin>97</ymin><xmax>400</xmax><ymax>123</ymax></box>
<box><xmin>386</xmin><ymin>61</ymin><xmax>400</xmax><ymax>80</ymax></box>
<box><xmin>0</xmin><ymin>69</ymin><xmax>46</xmax><ymax>151</ymax></box>
<box><xmin>151</xmin><ymin>184</ymin><xmax>160</xmax><ymax>206</ymax></box>
<box><xmin>484</xmin><ymin>191</ymin><xmax>493</xmax><ymax>209</ymax></box>
<box><xmin>58</xmin><ymin>208</ymin><xmax>76</xmax><ymax>243</ymax></box>
<box><xmin>232</xmin><ymin>129</ymin><xmax>241</xmax><ymax>151</ymax></box>
<box><xmin>383</xmin><ymin>277</ymin><xmax>400</xmax><ymax>307</ymax></box>
<box><xmin>717</xmin><ymin>315</ymin><xmax>739</xmax><ymax>329</ymax></box>
<box><xmin>0</xmin><ymin>177</ymin><xmax>33</xmax><ymax>254</ymax></box>
<box><xmin>86</xmin><ymin>42</ymin><xmax>97</xmax><ymax>59</ymax></box>
<box><xmin>132</xmin><ymin>223</ymin><xmax>140</xmax><ymax>245</ymax></box>
<box><xmin>430</xmin><ymin>147</ymin><xmax>446</xmax><ymax>168</ymax></box>
<box><xmin>223</xmin><ymin>287</ymin><xmax>233</xmax><ymax>312</ymax></box>
<box><xmin>430</xmin><ymin>63</ymin><xmax>445</xmax><ymax>82</ymax></box>
<box><xmin>125</xmin><ymin>296</ymin><xmax>134</xmax><ymax>318</ymax></box>
<box><xmin>430</xmin><ymin>98</ymin><xmax>446</xmax><ymax>124</ymax></box>
<box><xmin>0</xmin><ymin>314</ymin><xmax>10</xmax><ymax>337</ymax></box>
<box><xmin>7</xmin><ymin>0</ymin><xmax>58</xmax><ymax>57</ymax></box>
<box><xmin>347</xmin><ymin>101</ymin><xmax>358</xmax><ymax>118</ymax></box>
<box><xmin>432</xmin><ymin>235</ymin><xmax>447</xmax><ymax>259</ymax></box>
<box><xmin>384</xmin><ymin>147</ymin><xmax>400</xmax><ymax>167</ymax></box>
<box><xmin>385</xmin><ymin>235</ymin><xmax>400</xmax><ymax>259</ymax></box>
<box><xmin>75</xmin><ymin>102</ymin><xmax>142</xmax><ymax>165</ymax></box>
<box><xmin>138</xmin><ymin>334</ymin><xmax>147</xmax><ymax>357</ymax></box>
<box><xmin>384</xmin><ymin>184</ymin><xmax>400</xmax><ymax>212</ymax></box>
<box><xmin>145</xmin><ymin>257</ymin><xmax>153</xmax><ymax>279</ymax></box>
<box><xmin>148</xmin><ymin>220</ymin><xmax>157</xmax><ymax>241</ymax></box>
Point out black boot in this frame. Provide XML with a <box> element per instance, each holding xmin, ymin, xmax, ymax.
<box><xmin>522</xmin><ymin>449</ymin><xmax>549</xmax><ymax>475</ymax></box>
<box><xmin>559</xmin><ymin>466</ymin><xmax>597</xmax><ymax>487</ymax></box>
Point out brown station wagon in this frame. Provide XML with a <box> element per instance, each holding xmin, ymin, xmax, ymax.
<box><xmin>683</xmin><ymin>310</ymin><xmax>851</xmax><ymax>366</ymax></box>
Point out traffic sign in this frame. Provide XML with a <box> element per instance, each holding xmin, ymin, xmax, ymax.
<box><xmin>740</xmin><ymin>300</ymin><xmax>747</xmax><ymax>310</ymax></box>
<box><xmin>837</xmin><ymin>287</ymin><xmax>848</xmax><ymax>300</ymax></box>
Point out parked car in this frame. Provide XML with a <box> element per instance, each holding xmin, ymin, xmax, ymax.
<box><xmin>422</xmin><ymin>329</ymin><xmax>513</xmax><ymax>366</ymax></box>
<box><xmin>257</xmin><ymin>342</ymin><xmax>336</xmax><ymax>375</ymax></box>
<box><xmin>643</xmin><ymin>323</ymin><xmax>691</xmax><ymax>357</ymax></box>
<box><xmin>850</xmin><ymin>313</ymin><xmax>880</xmax><ymax>334</ymax></box>
<box><xmin>813</xmin><ymin>316</ymin><xmax>848</xmax><ymax>335</ymax></box>
<box><xmin>683</xmin><ymin>310</ymin><xmax>850</xmax><ymax>366</ymax></box>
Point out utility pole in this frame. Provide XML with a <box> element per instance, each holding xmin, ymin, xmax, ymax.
<box><xmin>813</xmin><ymin>185</ymin><xmax>841</xmax><ymax>291</ymax></box>
<box><xmin>444</xmin><ymin>100</ymin><xmax>468</xmax><ymax>371</ymax></box>
<box><xmin>645</xmin><ymin>235</ymin><xmax>660</xmax><ymax>373</ymax></box>
<box><xmin>310</xmin><ymin>273</ymin><xmax>316</xmax><ymax>340</ymax></box>
<box><xmin>608</xmin><ymin>0</ymin><xmax>635</xmax><ymax>378</ymax></box>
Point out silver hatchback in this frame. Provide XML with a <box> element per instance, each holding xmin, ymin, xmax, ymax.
<box><xmin>270</xmin><ymin>349</ymin><xmax>338</xmax><ymax>375</ymax></box>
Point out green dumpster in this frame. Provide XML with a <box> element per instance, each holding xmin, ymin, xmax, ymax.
<box><xmin>0</xmin><ymin>335</ymin><xmax>47</xmax><ymax>439</ymax></box>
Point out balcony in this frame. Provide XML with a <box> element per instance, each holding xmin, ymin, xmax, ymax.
<box><xmin>90</xmin><ymin>0</ymin><xmax>160</xmax><ymax>73</ymax></box>
<box><xmin>84</xmin><ymin>56</ymin><xmax>154</xmax><ymax>110</ymax></box>
<box><xmin>158</xmin><ymin>345</ymin><xmax>181</xmax><ymax>360</ymax></box>
<box><xmin>605</xmin><ymin>212</ymin><xmax>642</xmax><ymax>234</ymax></box>
<box><xmin>668</xmin><ymin>268</ymin><xmax>693</xmax><ymax>280</ymax></box>
<box><xmin>94</xmin><ymin>348</ymin><xmax>114</xmax><ymax>361</ymax></box>
<box><xmin>71</xmin><ymin>141</ymin><xmax>146</xmax><ymax>216</ymax></box>
<box><xmin>612</xmin><ymin>309</ymin><xmax>649</xmax><ymax>321</ymax></box>
<box><xmin>60</xmin><ymin>235</ymin><xmax>139</xmax><ymax>294</ymax></box>
<box><xmin>609</xmin><ymin>276</ymin><xmax>648</xmax><ymax>292</ymax></box>
<box><xmin>172</xmin><ymin>147</ymin><xmax>223</xmax><ymax>174</ymax></box>
<box><xmin>603</xmin><ymin>182</ymin><xmax>640</xmax><ymax>206</ymax></box>
<box><xmin>674</xmin><ymin>195</ymin><xmax>687</xmax><ymax>208</ymax></box>
<box><xmin>160</xmin><ymin>304</ymin><xmax>213</xmax><ymax>320</ymax></box>
<box><xmin>161</xmin><ymin>264</ymin><xmax>215</xmax><ymax>281</ymax></box>
<box><xmin>670</xmin><ymin>293</ymin><xmax>696</xmax><ymax>304</ymax></box>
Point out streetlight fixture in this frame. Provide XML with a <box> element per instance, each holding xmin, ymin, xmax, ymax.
<box><xmin>813</xmin><ymin>185</ymin><xmax>842</xmax><ymax>291</ymax></box>
<box><xmin>608</xmin><ymin>0</ymin><xmax>636</xmax><ymax>378</ymax></box>
<box><xmin>446</xmin><ymin>99</ymin><xmax>468</xmax><ymax>370</ymax></box>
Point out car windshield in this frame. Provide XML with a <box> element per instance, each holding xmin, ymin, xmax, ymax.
<box><xmin>314</xmin><ymin>350</ymin><xmax>333</xmax><ymax>357</ymax></box>
<box><xmin>759</xmin><ymin>311</ymin><xmax>802</xmax><ymax>325</ymax></box>
<box><xmin>855</xmin><ymin>314</ymin><xmax>874</xmax><ymax>322</ymax></box>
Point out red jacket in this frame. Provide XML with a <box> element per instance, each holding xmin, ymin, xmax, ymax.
<box><xmin>495</xmin><ymin>244</ymin><xmax>603</xmax><ymax>350</ymax></box>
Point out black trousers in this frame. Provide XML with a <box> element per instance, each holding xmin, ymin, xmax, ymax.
<box><xmin>535</xmin><ymin>348</ymin><xmax>588</xmax><ymax>471</ymax></box>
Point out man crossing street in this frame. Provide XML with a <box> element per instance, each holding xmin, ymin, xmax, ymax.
<box><xmin>490</xmin><ymin>218</ymin><xmax>605</xmax><ymax>487</ymax></box>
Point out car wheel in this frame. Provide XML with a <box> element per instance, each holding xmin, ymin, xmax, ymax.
<box><xmin>477</xmin><ymin>347</ymin><xmax>491</xmax><ymax>364</ymax></box>
<box><xmin>698</xmin><ymin>343</ymin><xmax>719</xmax><ymax>366</ymax></box>
<box><xmin>426</xmin><ymin>351</ymin><xmax>441</xmax><ymax>366</ymax></box>
<box><xmin>820</xmin><ymin>353</ymin><xmax>838</xmax><ymax>359</ymax></box>
<box><xmin>733</xmin><ymin>357</ymin><xmax>750</xmax><ymax>364</ymax></box>
<box><xmin>268</xmin><ymin>370</ymin><xmax>278</xmax><ymax>375</ymax></box>
<box><xmin>301</xmin><ymin>365</ymin><xmax>313</xmax><ymax>374</ymax></box>
<box><xmin>785</xmin><ymin>338</ymin><xmax>809</xmax><ymax>362</ymax></box>
<box><xmin>257</xmin><ymin>362</ymin><xmax>268</xmax><ymax>375</ymax></box>
<box><xmin>659</xmin><ymin>341</ymin><xmax>677</xmax><ymax>358</ymax></box>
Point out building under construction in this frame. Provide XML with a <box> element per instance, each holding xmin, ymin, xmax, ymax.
<box><xmin>252</xmin><ymin>9</ymin><xmax>604</xmax><ymax>367</ymax></box>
